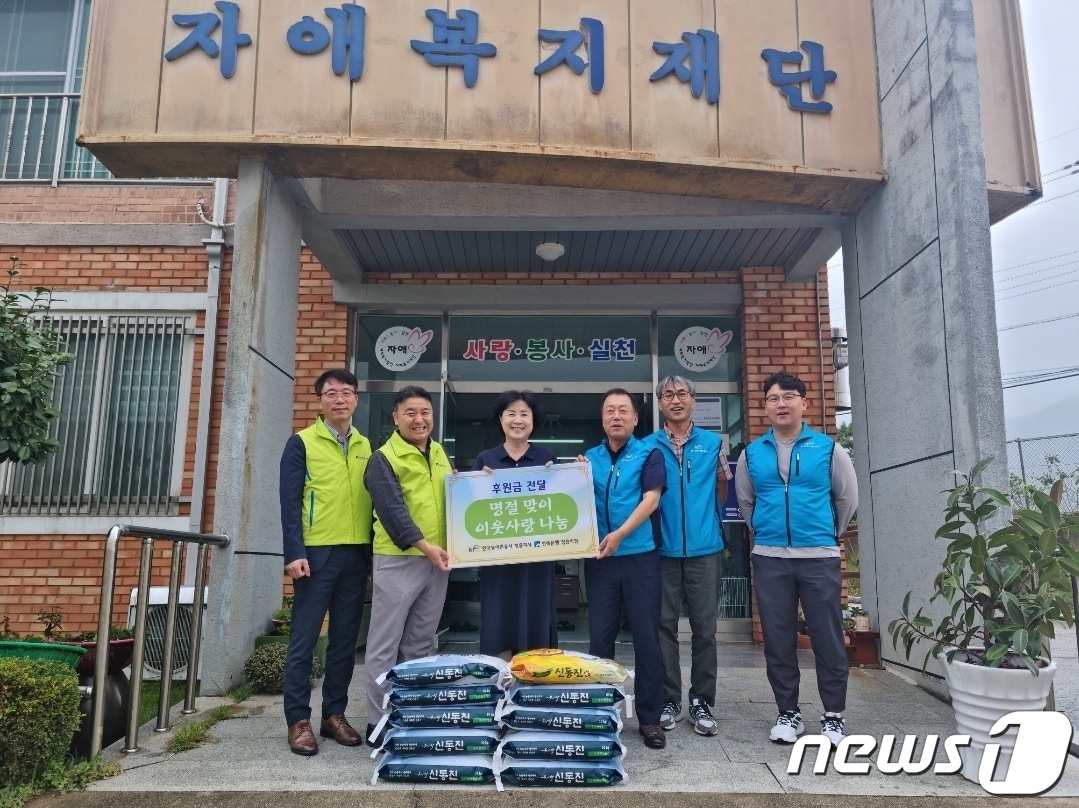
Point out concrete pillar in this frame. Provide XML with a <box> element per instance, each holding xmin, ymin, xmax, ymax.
<box><xmin>848</xmin><ymin>0</ymin><xmax>1007</xmax><ymax>689</ymax></box>
<box><xmin>202</xmin><ymin>160</ymin><xmax>302</xmax><ymax>693</ymax></box>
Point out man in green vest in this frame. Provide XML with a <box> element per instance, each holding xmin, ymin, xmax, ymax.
<box><xmin>363</xmin><ymin>385</ymin><xmax>453</xmax><ymax>745</ymax></box>
<box><xmin>279</xmin><ymin>369</ymin><xmax>373</xmax><ymax>756</ymax></box>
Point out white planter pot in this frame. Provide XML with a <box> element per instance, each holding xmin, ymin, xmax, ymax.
<box><xmin>938</xmin><ymin>650</ymin><xmax>1057</xmax><ymax>783</ymax></box>
<box><xmin>852</xmin><ymin>615</ymin><xmax>871</xmax><ymax>631</ymax></box>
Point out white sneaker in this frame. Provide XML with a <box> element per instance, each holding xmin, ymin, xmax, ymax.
<box><xmin>660</xmin><ymin>701</ymin><xmax>682</xmax><ymax>731</ymax></box>
<box><xmin>688</xmin><ymin>698</ymin><xmax>718</xmax><ymax>736</ymax></box>
<box><xmin>769</xmin><ymin>710</ymin><xmax>804</xmax><ymax>743</ymax></box>
<box><xmin>820</xmin><ymin>713</ymin><xmax>845</xmax><ymax>745</ymax></box>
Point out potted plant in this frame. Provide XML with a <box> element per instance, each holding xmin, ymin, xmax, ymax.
<box><xmin>888</xmin><ymin>458</ymin><xmax>1079</xmax><ymax>782</ymax></box>
<box><xmin>0</xmin><ymin>611</ymin><xmax>87</xmax><ymax>669</ymax></box>
<box><xmin>270</xmin><ymin>606</ymin><xmax>291</xmax><ymax>636</ymax></box>
<box><xmin>849</xmin><ymin>606</ymin><xmax>871</xmax><ymax>632</ymax></box>
<box><xmin>61</xmin><ymin>625</ymin><xmax>136</xmax><ymax>677</ymax></box>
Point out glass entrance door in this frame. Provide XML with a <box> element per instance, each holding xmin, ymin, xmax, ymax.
<box><xmin>440</xmin><ymin>389</ymin><xmax>653</xmax><ymax>642</ymax></box>
<box><xmin>445</xmin><ymin>391</ymin><xmax>653</xmax><ymax>471</ymax></box>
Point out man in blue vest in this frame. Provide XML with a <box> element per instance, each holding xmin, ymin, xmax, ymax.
<box><xmin>279</xmin><ymin>369</ymin><xmax>374</xmax><ymax>755</ymax></box>
<box><xmin>649</xmin><ymin>375</ymin><xmax>731</xmax><ymax>738</ymax></box>
<box><xmin>583</xmin><ymin>389</ymin><xmax>667</xmax><ymax>749</ymax></box>
<box><xmin>735</xmin><ymin>371</ymin><xmax>857</xmax><ymax>747</ymax></box>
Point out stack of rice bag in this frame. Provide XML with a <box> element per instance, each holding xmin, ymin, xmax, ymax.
<box><xmin>494</xmin><ymin>648</ymin><xmax>631</xmax><ymax>789</ymax></box>
<box><xmin>370</xmin><ymin>654</ymin><xmax>508</xmax><ymax>786</ymax></box>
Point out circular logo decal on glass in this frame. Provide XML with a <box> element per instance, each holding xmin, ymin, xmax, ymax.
<box><xmin>674</xmin><ymin>327</ymin><xmax>733</xmax><ymax>372</ymax></box>
<box><xmin>375</xmin><ymin>326</ymin><xmax>433</xmax><ymax>372</ymax></box>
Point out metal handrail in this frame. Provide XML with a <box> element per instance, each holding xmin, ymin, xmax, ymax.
<box><xmin>91</xmin><ymin>524</ymin><xmax>229</xmax><ymax>757</ymax></box>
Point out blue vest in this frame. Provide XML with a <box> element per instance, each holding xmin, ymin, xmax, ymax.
<box><xmin>648</xmin><ymin>428</ymin><xmax>724</xmax><ymax>558</ymax></box>
<box><xmin>585</xmin><ymin>436</ymin><xmax>658</xmax><ymax>557</ymax></box>
<box><xmin>744</xmin><ymin>424</ymin><xmax>837</xmax><ymax>548</ymax></box>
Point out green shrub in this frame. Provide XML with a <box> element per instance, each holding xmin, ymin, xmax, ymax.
<box><xmin>242</xmin><ymin>643</ymin><xmax>323</xmax><ymax>693</ymax></box>
<box><xmin>0</xmin><ymin>658</ymin><xmax>81</xmax><ymax>785</ymax></box>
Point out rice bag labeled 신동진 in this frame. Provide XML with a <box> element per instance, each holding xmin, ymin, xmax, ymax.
<box><xmin>509</xmin><ymin>649</ymin><xmax>628</xmax><ymax>684</ymax></box>
<box><xmin>497</xmin><ymin>705</ymin><xmax>623</xmax><ymax>734</ymax></box>
<box><xmin>495</xmin><ymin>759</ymin><xmax>627</xmax><ymax>789</ymax></box>
<box><xmin>505</xmin><ymin>682</ymin><xmax>627</xmax><ymax>710</ymax></box>
<box><xmin>376</xmin><ymin>654</ymin><xmax>507</xmax><ymax>687</ymax></box>
<box><xmin>386</xmin><ymin>683</ymin><xmax>502</xmax><ymax>708</ymax></box>
<box><xmin>495</xmin><ymin>731</ymin><xmax>626</xmax><ymax>761</ymax></box>
<box><xmin>383</xmin><ymin>704</ymin><xmax>498</xmax><ymax>730</ymax></box>
<box><xmin>372</xmin><ymin>754</ymin><xmax>495</xmax><ymax>785</ymax></box>
<box><xmin>377</xmin><ymin>728</ymin><xmax>501</xmax><ymax>756</ymax></box>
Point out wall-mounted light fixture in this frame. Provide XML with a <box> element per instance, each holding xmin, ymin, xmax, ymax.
<box><xmin>535</xmin><ymin>242</ymin><xmax>565</xmax><ymax>262</ymax></box>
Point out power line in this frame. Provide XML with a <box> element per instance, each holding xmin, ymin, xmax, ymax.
<box><xmin>995</xmin><ymin>266</ymin><xmax>1079</xmax><ymax>293</ymax></box>
<box><xmin>1023</xmin><ymin>186</ymin><xmax>1079</xmax><ymax>210</ymax></box>
<box><xmin>996</xmin><ymin>277</ymin><xmax>1079</xmax><ymax>302</ymax></box>
<box><xmin>1002</xmin><ymin>368</ymin><xmax>1079</xmax><ymax>390</ymax></box>
<box><xmin>1042</xmin><ymin>159</ymin><xmax>1079</xmax><ymax>179</ymax></box>
<box><xmin>992</xmin><ymin>249</ymin><xmax>1079</xmax><ymax>276</ymax></box>
<box><xmin>1040</xmin><ymin>126</ymin><xmax>1079</xmax><ymax>145</ymax></box>
<box><xmin>994</xmin><ymin>258</ymin><xmax>1079</xmax><ymax>286</ymax></box>
<box><xmin>998</xmin><ymin>311</ymin><xmax>1079</xmax><ymax>332</ymax></box>
<box><xmin>1044</xmin><ymin>170</ymin><xmax>1079</xmax><ymax>185</ymax></box>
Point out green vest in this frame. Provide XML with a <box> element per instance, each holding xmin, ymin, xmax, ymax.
<box><xmin>372</xmin><ymin>430</ymin><xmax>452</xmax><ymax>556</ymax></box>
<box><xmin>297</xmin><ymin>418</ymin><xmax>373</xmax><ymax>546</ymax></box>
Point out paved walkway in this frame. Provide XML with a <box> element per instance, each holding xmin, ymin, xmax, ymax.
<box><xmin>39</xmin><ymin>641</ymin><xmax>1079</xmax><ymax>806</ymax></box>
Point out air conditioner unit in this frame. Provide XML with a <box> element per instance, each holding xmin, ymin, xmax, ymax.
<box><xmin>128</xmin><ymin>587</ymin><xmax>207</xmax><ymax>681</ymax></box>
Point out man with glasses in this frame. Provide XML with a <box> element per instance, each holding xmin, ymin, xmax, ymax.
<box><xmin>649</xmin><ymin>376</ymin><xmax>730</xmax><ymax>738</ymax></box>
<box><xmin>735</xmin><ymin>371</ymin><xmax>857</xmax><ymax>748</ymax></box>
<box><xmin>279</xmin><ymin>369</ymin><xmax>373</xmax><ymax>755</ymax></box>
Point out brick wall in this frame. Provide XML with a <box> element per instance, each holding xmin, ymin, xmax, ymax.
<box><xmin>2</xmin><ymin>198</ymin><xmax>835</xmax><ymax>638</ymax></box>
<box><xmin>740</xmin><ymin>266</ymin><xmax>837</xmax><ymax>644</ymax></box>
<box><xmin>0</xmin><ymin>185</ymin><xmax>212</xmax><ymax>225</ymax></box>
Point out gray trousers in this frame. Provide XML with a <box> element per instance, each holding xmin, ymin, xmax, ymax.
<box><xmin>364</xmin><ymin>554</ymin><xmax>449</xmax><ymax>723</ymax></box>
<box><xmin>659</xmin><ymin>552</ymin><xmax>718</xmax><ymax>706</ymax></box>
<box><xmin>752</xmin><ymin>554</ymin><xmax>848</xmax><ymax>714</ymax></box>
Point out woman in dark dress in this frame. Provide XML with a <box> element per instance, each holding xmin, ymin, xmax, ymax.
<box><xmin>471</xmin><ymin>390</ymin><xmax>559</xmax><ymax>660</ymax></box>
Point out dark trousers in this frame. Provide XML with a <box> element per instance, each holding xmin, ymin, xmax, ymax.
<box><xmin>660</xmin><ymin>552</ymin><xmax>718</xmax><ymax>706</ymax></box>
<box><xmin>284</xmin><ymin>544</ymin><xmax>368</xmax><ymax>727</ymax></box>
<box><xmin>584</xmin><ymin>549</ymin><xmax>663</xmax><ymax>724</ymax></box>
<box><xmin>752</xmin><ymin>554</ymin><xmax>847</xmax><ymax>715</ymax></box>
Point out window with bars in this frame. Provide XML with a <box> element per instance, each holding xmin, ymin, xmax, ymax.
<box><xmin>0</xmin><ymin>313</ymin><xmax>193</xmax><ymax>516</ymax></box>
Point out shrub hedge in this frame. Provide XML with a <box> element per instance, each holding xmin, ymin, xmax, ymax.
<box><xmin>242</xmin><ymin>643</ymin><xmax>323</xmax><ymax>693</ymax></box>
<box><xmin>0</xmin><ymin>657</ymin><xmax>81</xmax><ymax>785</ymax></box>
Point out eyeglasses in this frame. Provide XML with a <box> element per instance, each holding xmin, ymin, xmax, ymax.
<box><xmin>320</xmin><ymin>389</ymin><xmax>357</xmax><ymax>401</ymax></box>
<box><xmin>660</xmin><ymin>390</ymin><xmax>693</xmax><ymax>402</ymax></box>
<box><xmin>765</xmin><ymin>393</ymin><xmax>802</xmax><ymax>405</ymax></box>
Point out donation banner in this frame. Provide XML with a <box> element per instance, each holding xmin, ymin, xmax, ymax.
<box><xmin>445</xmin><ymin>462</ymin><xmax>599</xmax><ymax>568</ymax></box>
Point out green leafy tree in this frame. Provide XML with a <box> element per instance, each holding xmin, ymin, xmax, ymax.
<box><xmin>889</xmin><ymin>458</ymin><xmax>1079</xmax><ymax>674</ymax></box>
<box><xmin>836</xmin><ymin>421</ymin><xmax>853</xmax><ymax>460</ymax></box>
<box><xmin>0</xmin><ymin>257</ymin><xmax>74</xmax><ymax>464</ymax></box>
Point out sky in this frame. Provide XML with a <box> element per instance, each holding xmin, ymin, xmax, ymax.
<box><xmin>829</xmin><ymin>0</ymin><xmax>1079</xmax><ymax>440</ymax></box>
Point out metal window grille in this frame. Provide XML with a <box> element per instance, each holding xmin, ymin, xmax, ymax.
<box><xmin>0</xmin><ymin>314</ymin><xmax>191</xmax><ymax>516</ymax></box>
<box><xmin>717</xmin><ymin>576</ymin><xmax>750</xmax><ymax>619</ymax></box>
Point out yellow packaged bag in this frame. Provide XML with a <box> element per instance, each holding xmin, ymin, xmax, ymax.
<box><xmin>509</xmin><ymin>649</ymin><xmax>628</xmax><ymax>684</ymax></box>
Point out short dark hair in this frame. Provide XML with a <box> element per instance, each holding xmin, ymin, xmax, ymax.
<box><xmin>394</xmin><ymin>385</ymin><xmax>432</xmax><ymax>408</ymax></box>
<box><xmin>314</xmin><ymin>369</ymin><xmax>358</xmax><ymax>396</ymax></box>
<box><xmin>762</xmin><ymin>371</ymin><xmax>806</xmax><ymax>398</ymax></box>
<box><xmin>601</xmin><ymin>387</ymin><xmax>640</xmax><ymax>413</ymax></box>
<box><xmin>492</xmin><ymin>390</ymin><xmax>543</xmax><ymax>423</ymax></box>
